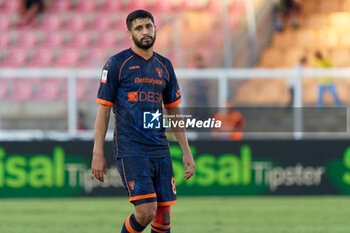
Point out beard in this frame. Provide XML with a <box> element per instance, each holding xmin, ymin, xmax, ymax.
<box><xmin>132</xmin><ymin>33</ymin><xmax>156</xmax><ymax>50</ymax></box>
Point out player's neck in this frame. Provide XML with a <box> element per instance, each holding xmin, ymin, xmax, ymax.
<box><xmin>131</xmin><ymin>45</ymin><xmax>153</xmax><ymax>60</ymax></box>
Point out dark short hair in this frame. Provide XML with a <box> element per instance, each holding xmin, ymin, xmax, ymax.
<box><xmin>126</xmin><ymin>10</ymin><xmax>154</xmax><ymax>31</ymax></box>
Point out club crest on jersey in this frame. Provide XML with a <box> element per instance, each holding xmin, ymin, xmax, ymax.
<box><xmin>101</xmin><ymin>70</ymin><xmax>108</xmax><ymax>83</ymax></box>
<box><xmin>155</xmin><ymin>67</ymin><xmax>162</xmax><ymax>78</ymax></box>
<box><xmin>104</xmin><ymin>59</ymin><xmax>110</xmax><ymax>68</ymax></box>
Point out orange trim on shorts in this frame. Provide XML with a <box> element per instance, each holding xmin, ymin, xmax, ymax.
<box><xmin>154</xmin><ymin>56</ymin><xmax>170</xmax><ymax>81</ymax></box>
<box><xmin>152</xmin><ymin>222</ymin><xmax>171</xmax><ymax>229</ymax></box>
<box><xmin>119</xmin><ymin>55</ymin><xmax>134</xmax><ymax>82</ymax></box>
<box><xmin>164</xmin><ymin>99</ymin><xmax>181</xmax><ymax>108</ymax></box>
<box><xmin>96</xmin><ymin>98</ymin><xmax>113</xmax><ymax>107</ymax></box>
<box><xmin>125</xmin><ymin>215</ymin><xmax>142</xmax><ymax>233</ymax></box>
<box><xmin>129</xmin><ymin>193</ymin><xmax>157</xmax><ymax>202</ymax></box>
<box><xmin>121</xmin><ymin>158</ymin><xmax>131</xmax><ymax>197</ymax></box>
<box><xmin>151</xmin><ymin>226</ymin><xmax>164</xmax><ymax>233</ymax></box>
<box><xmin>157</xmin><ymin>200</ymin><xmax>176</xmax><ymax>206</ymax></box>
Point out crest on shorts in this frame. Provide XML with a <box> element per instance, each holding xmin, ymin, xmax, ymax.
<box><xmin>155</xmin><ymin>67</ymin><xmax>162</xmax><ymax>78</ymax></box>
<box><xmin>129</xmin><ymin>181</ymin><xmax>135</xmax><ymax>190</ymax></box>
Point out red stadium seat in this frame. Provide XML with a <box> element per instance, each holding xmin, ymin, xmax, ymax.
<box><xmin>75</xmin><ymin>0</ymin><xmax>98</xmax><ymax>12</ymax></box>
<box><xmin>0</xmin><ymin>0</ymin><xmax>20</xmax><ymax>12</ymax></box>
<box><xmin>66</xmin><ymin>32</ymin><xmax>91</xmax><ymax>48</ymax></box>
<box><xmin>102</xmin><ymin>0</ymin><xmax>122</xmax><ymax>12</ymax></box>
<box><xmin>89</xmin><ymin>14</ymin><xmax>113</xmax><ymax>30</ymax></box>
<box><xmin>48</xmin><ymin>0</ymin><xmax>72</xmax><ymax>12</ymax></box>
<box><xmin>39</xmin><ymin>15</ymin><xmax>64</xmax><ymax>30</ymax></box>
<box><xmin>115</xmin><ymin>15</ymin><xmax>127</xmax><ymax>30</ymax></box>
<box><xmin>76</xmin><ymin>78</ymin><xmax>93</xmax><ymax>100</ymax></box>
<box><xmin>7</xmin><ymin>78</ymin><xmax>38</xmax><ymax>102</ymax></box>
<box><xmin>86</xmin><ymin>80</ymin><xmax>100</xmax><ymax>101</ymax></box>
<box><xmin>0</xmin><ymin>49</ymin><xmax>28</xmax><ymax>67</ymax></box>
<box><xmin>118</xmin><ymin>36</ymin><xmax>132</xmax><ymax>51</ymax></box>
<box><xmin>80</xmin><ymin>48</ymin><xmax>108</xmax><ymax>68</ymax></box>
<box><xmin>125</xmin><ymin>0</ymin><xmax>148</xmax><ymax>11</ymax></box>
<box><xmin>207</xmin><ymin>0</ymin><xmax>221</xmax><ymax>12</ymax></box>
<box><xmin>65</xmin><ymin>15</ymin><xmax>87</xmax><ymax>31</ymax></box>
<box><xmin>93</xmin><ymin>31</ymin><xmax>120</xmax><ymax>48</ymax></box>
<box><xmin>27</xmin><ymin>48</ymin><xmax>55</xmax><ymax>67</ymax></box>
<box><xmin>54</xmin><ymin>49</ymin><xmax>81</xmax><ymax>67</ymax></box>
<box><xmin>0</xmin><ymin>78</ymin><xmax>13</xmax><ymax>99</ymax></box>
<box><xmin>181</xmin><ymin>0</ymin><xmax>206</xmax><ymax>10</ymax></box>
<box><xmin>15</xmin><ymin>31</ymin><xmax>38</xmax><ymax>48</ymax></box>
<box><xmin>152</xmin><ymin>0</ymin><xmax>174</xmax><ymax>12</ymax></box>
<box><xmin>42</xmin><ymin>32</ymin><xmax>66</xmax><ymax>47</ymax></box>
<box><xmin>33</xmin><ymin>78</ymin><xmax>65</xmax><ymax>101</ymax></box>
<box><xmin>0</xmin><ymin>15</ymin><xmax>12</xmax><ymax>31</ymax></box>
<box><xmin>0</xmin><ymin>33</ymin><xmax>12</xmax><ymax>49</ymax></box>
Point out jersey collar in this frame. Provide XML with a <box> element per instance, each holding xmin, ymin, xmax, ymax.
<box><xmin>130</xmin><ymin>48</ymin><xmax>154</xmax><ymax>61</ymax></box>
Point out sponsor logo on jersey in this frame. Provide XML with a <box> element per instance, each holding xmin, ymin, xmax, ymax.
<box><xmin>129</xmin><ymin>66</ymin><xmax>140</xmax><ymax>70</ymax></box>
<box><xmin>128</xmin><ymin>92</ymin><xmax>138</xmax><ymax>102</ymax></box>
<box><xmin>135</xmin><ymin>77</ymin><xmax>163</xmax><ymax>85</ymax></box>
<box><xmin>101</xmin><ymin>70</ymin><xmax>108</xmax><ymax>83</ymax></box>
<box><xmin>127</xmin><ymin>91</ymin><xmax>162</xmax><ymax>103</ymax></box>
<box><xmin>175</xmin><ymin>89</ymin><xmax>181</xmax><ymax>98</ymax></box>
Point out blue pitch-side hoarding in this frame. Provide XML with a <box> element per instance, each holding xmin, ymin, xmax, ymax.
<box><xmin>0</xmin><ymin>140</ymin><xmax>350</xmax><ymax>197</ymax></box>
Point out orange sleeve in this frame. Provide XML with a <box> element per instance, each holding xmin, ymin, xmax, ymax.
<box><xmin>164</xmin><ymin>98</ymin><xmax>182</xmax><ymax>108</ymax></box>
<box><xmin>96</xmin><ymin>98</ymin><xmax>113</xmax><ymax>107</ymax></box>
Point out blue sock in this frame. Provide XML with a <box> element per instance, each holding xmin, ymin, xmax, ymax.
<box><xmin>121</xmin><ymin>214</ymin><xmax>146</xmax><ymax>233</ymax></box>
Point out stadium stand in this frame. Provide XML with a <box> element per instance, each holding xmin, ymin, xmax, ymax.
<box><xmin>0</xmin><ymin>0</ymin><xmax>311</xmax><ymax>130</ymax></box>
<box><xmin>238</xmin><ymin>0</ymin><xmax>350</xmax><ymax>106</ymax></box>
<box><xmin>0</xmin><ymin>0</ymin><xmax>229</xmax><ymax>105</ymax></box>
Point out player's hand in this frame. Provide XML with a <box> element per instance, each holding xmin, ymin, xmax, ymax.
<box><xmin>183</xmin><ymin>151</ymin><xmax>195</xmax><ymax>180</ymax></box>
<box><xmin>91</xmin><ymin>153</ymin><xmax>107</xmax><ymax>182</ymax></box>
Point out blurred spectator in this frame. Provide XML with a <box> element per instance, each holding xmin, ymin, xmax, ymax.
<box><xmin>287</xmin><ymin>56</ymin><xmax>307</xmax><ymax>108</ymax></box>
<box><xmin>18</xmin><ymin>0</ymin><xmax>44</xmax><ymax>26</ymax></box>
<box><xmin>275</xmin><ymin>0</ymin><xmax>301</xmax><ymax>31</ymax></box>
<box><xmin>313</xmin><ymin>51</ymin><xmax>343</xmax><ymax>109</ymax></box>
<box><xmin>212</xmin><ymin>100</ymin><xmax>245</xmax><ymax>141</ymax></box>
<box><xmin>189</xmin><ymin>54</ymin><xmax>209</xmax><ymax>107</ymax></box>
<box><xmin>186</xmin><ymin>54</ymin><xmax>211</xmax><ymax>123</ymax></box>
<box><xmin>78</xmin><ymin>110</ymin><xmax>88</xmax><ymax>131</ymax></box>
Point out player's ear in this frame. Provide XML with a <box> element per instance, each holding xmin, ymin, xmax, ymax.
<box><xmin>127</xmin><ymin>30</ymin><xmax>132</xmax><ymax>40</ymax></box>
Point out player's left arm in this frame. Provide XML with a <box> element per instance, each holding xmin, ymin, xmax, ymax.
<box><xmin>165</xmin><ymin>106</ymin><xmax>195</xmax><ymax>180</ymax></box>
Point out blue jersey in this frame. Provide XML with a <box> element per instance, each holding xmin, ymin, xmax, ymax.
<box><xmin>96</xmin><ymin>48</ymin><xmax>181</xmax><ymax>158</ymax></box>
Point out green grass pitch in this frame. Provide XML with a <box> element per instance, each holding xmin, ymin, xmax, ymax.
<box><xmin>1</xmin><ymin>196</ymin><xmax>350</xmax><ymax>233</ymax></box>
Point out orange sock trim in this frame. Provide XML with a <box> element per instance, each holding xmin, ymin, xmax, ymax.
<box><xmin>125</xmin><ymin>215</ymin><xmax>142</xmax><ymax>233</ymax></box>
<box><xmin>150</xmin><ymin>225</ymin><xmax>164</xmax><ymax>233</ymax></box>
<box><xmin>151</xmin><ymin>222</ymin><xmax>170</xmax><ymax>229</ymax></box>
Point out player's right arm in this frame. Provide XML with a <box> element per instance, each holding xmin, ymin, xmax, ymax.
<box><xmin>91</xmin><ymin>57</ymin><xmax>119</xmax><ymax>182</ymax></box>
<box><xmin>91</xmin><ymin>104</ymin><xmax>111</xmax><ymax>182</ymax></box>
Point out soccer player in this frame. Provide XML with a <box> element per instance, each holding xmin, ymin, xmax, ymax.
<box><xmin>91</xmin><ymin>10</ymin><xmax>195</xmax><ymax>233</ymax></box>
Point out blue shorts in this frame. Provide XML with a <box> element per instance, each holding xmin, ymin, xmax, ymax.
<box><xmin>116</xmin><ymin>156</ymin><xmax>177</xmax><ymax>206</ymax></box>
